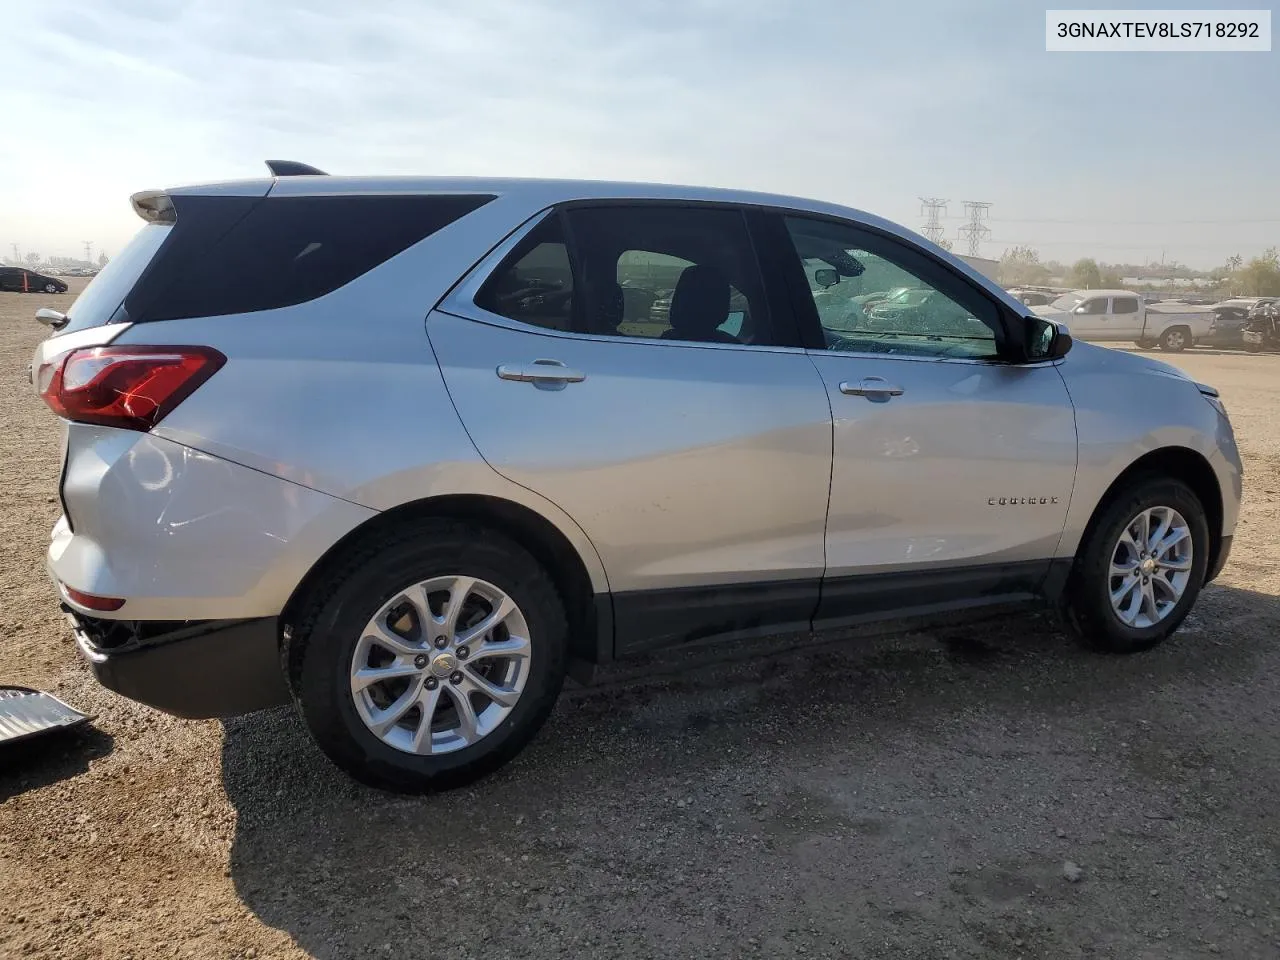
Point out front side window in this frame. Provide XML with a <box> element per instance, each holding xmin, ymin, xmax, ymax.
<box><xmin>784</xmin><ymin>217</ymin><xmax>1000</xmax><ymax>360</ymax></box>
<box><xmin>1079</xmin><ymin>298</ymin><xmax>1108</xmax><ymax>315</ymax></box>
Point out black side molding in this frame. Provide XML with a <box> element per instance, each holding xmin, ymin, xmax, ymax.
<box><xmin>265</xmin><ymin>160</ymin><xmax>328</xmax><ymax>177</ymax></box>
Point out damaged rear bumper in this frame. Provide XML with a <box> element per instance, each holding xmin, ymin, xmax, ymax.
<box><xmin>66</xmin><ymin>609</ymin><xmax>289</xmax><ymax>719</ymax></box>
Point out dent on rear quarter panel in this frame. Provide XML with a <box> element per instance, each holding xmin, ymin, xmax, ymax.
<box><xmin>123</xmin><ymin>192</ymin><xmax>611</xmax><ymax>594</ymax></box>
<box><xmin>52</xmin><ymin>430</ymin><xmax>376</xmax><ymax>620</ymax></box>
<box><xmin>1053</xmin><ymin>343</ymin><xmax>1241</xmax><ymax>556</ymax></box>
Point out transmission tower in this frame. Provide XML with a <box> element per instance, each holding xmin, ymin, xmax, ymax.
<box><xmin>957</xmin><ymin>202</ymin><xmax>992</xmax><ymax>257</ymax></box>
<box><xmin>10</xmin><ymin>244</ymin><xmax>19</xmax><ymax>263</ymax></box>
<box><xmin>83</xmin><ymin>241</ymin><xmax>93</xmax><ymax>263</ymax></box>
<box><xmin>919</xmin><ymin>197</ymin><xmax>948</xmax><ymax>244</ymax></box>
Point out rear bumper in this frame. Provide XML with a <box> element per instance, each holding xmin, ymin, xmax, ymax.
<box><xmin>67</xmin><ymin>609</ymin><xmax>289</xmax><ymax>718</ymax></box>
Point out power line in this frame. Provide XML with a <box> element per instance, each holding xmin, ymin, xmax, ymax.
<box><xmin>987</xmin><ymin>237</ymin><xmax>1255</xmax><ymax>252</ymax></box>
<box><xmin>942</xmin><ymin>216</ymin><xmax>1280</xmax><ymax>225</ymax></box>
<box><xmin>958</xmin><ymin>201</ymin><xmax>992</xmax><ymax>257</ymax></box>
<box><xmin>918</xmin><ymin>197</ymin><xmax>948</xmax><ymax>244</ymax></box>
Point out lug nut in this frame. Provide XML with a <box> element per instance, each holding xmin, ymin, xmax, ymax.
<box><xmin>456</xmin><ymin>646</ymin><xmax>470</xmax><ymax>660</ymax></box>
<box><xmin>425</xmin><ymin>676</ymin><xmax>439</xmax><ymax>690</ymax></box>
<box><xmin>449</xmin><ymin>671</ymin><xmax>464</xmax><ymax>685</ymax></box>
<box><xmin>434</xmin><ymin>636</ymin><xmax>448</xmax><ymax>649</ymax></box>
<box><xmin>414</xmin><ymin>654</ymin><xmax>428</xmax><ymax>669</ymax></box>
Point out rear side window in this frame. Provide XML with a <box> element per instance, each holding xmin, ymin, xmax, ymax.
<box><xmin>128</xmin><ymin>193</ymin><xmax>493</xmax><ymax>323</ymax></box>
<box><xmin>1112</xmin><ymin>296</ymin><xmax>1139</xmax><ymax>314</ymax></box>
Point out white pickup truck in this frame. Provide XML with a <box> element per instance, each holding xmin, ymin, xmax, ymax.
<box><xmin>1033</xmin><ymin>289</ymin><xmax>1215</xmax><ymax>352</ymax></box>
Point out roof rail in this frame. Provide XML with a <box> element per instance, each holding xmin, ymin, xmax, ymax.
<box><xmin>265</xmin><ymin>160</ymin><xmax>328</xmax><ymax>177</ymax></box>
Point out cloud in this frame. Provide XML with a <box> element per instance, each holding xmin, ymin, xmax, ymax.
<box><xmin>0</xmin><ymin>0</ymin><xmax>1275</xmax><ymax>264</ymax></box>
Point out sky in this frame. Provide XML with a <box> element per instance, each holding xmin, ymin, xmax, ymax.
<box><xmin>1</xmin><ymin>0</ymin><xmax>1277</xmax><ymax>269</ymax></box>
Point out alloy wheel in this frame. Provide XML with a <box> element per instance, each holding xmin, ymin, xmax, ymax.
<box><xmin>349</xmin><ymin>575</ymin><xmax>531</xmax><ymax>755</ymax></box>
<box><xmin>1108</xmin><ymin>506</ymin><xmax>1193</xmax><ymax>628</ymax></box>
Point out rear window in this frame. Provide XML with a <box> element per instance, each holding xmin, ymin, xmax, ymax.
<box><xmin>130</xmin><ymin>193</ymin><xmax>493</xmax><ymax>323</ymax></box>
<box><xmin>54</xmin><ymin>223</ymin><xmax>172</xmax><ymax>336</ymax></box>
<box><xmin>1112</xmin><ymin>296</ymin><xmax>1139</xmax><ymax>314</ymax></box>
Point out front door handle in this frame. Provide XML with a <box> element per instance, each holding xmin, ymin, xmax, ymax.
<box><xmin>496</xmin><ymin>359</ymin><xmax>586</xmax><ymax>385</ymax></box>
<box><xmin>839</xmin><ymin>377</ymin><xmax>904</xmax><ymax>399</ymax></box>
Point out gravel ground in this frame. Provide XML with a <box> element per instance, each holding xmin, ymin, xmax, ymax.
<box><xmin>2</xmin><ymin>283</ymin><xmax>1279</xmax><ymax>959</ymax></box>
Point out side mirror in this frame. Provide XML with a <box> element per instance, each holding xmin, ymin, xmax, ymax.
<box><xmin>1073</xmin><ymin>305</ymin><xmax>1088</xmax><ymax>314</ymax></box>
<box><xmin>1025</xmin><ymin>316</ymin><xmax>1072</xmax><ymax>361</ymax></box>
<box><xmin>813</xmin><ymin>268</ymin><xmax>840</xmax><ymax>289</ymax></box>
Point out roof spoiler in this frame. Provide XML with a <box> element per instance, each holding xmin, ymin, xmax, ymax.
<box><xmin>265</xmin><ymin>160</ymin><xmax>328</xmax><ymax>177</ymax></box>
<box><xmin>130</xmin><ymin>190</ymin><xmax>176</xmax><ymax>223</ymax></box>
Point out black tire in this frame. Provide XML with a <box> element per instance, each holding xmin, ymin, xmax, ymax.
<box><xmin>1244</xmin><ymin>342</ymin><xmax>1262</xmax><ymax>354</ymax></box>
<box><xmin>284</xmin><ymin>519</ymin><xmax>569</xmax><ymax>793</ymax></box>
<box><xmin>1158</xmin><ymin>326</ymin><xmax>1189</xmax><ymax>352</ymax></box>
<box><xmin>1062</xmin><ymin>477</ymin><xmax>1210</xmax><ymax>654</ymax></box>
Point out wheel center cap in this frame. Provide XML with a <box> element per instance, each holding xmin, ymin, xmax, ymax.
<box><xmin>1140</xmin><ymin>557</ymin><xmax>1157</xmax><ymax>575</ymax></box>
<box><xmin>430</xmin><ymin>652</ymin><xmax>458</xmax><ymax>678</ymax></box>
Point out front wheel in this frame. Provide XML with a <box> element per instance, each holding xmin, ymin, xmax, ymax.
<box><xmin>1062</xmin><ymin>478</ymin><xmax>1209</xmax><ymax>653</ymax></box>
<box><xmin>285</xmin><ymin>519</ymin><xmax>569</xmax><ymax>792</ymax></box>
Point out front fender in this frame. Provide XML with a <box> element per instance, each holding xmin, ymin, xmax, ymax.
<box><xmin>1055</xmin><ymin>344</ymin><xmax>1242</xmax><ymax>557</ymax></box>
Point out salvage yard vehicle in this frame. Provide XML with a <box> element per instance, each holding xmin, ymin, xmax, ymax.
<box><xmin>0</xmin><ymin>266</ymin><xmax>67</xmax><ymax>294</ymax></box>
<box><xmin>31</xmin><ymin>163</ymin><xmax>1242</xmax><ymax>792</ymax></box>
<box><xmin>1034</xmin><ymin>289</ymin><xmax>1214</xmax><ymax>352</ymax></box>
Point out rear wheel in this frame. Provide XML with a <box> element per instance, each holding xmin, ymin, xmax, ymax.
<box><xmin>1159</xmin><ymin>326</ymin><xmax>1189</xmax><ymax>352</ymax></box>
<box><xmin>1063</xmin><ymin>478</ymin><xmax>1209</xmax><ymax>653</ymax></box>
<box><xmin>285</xmin><ymin>519</ymin><xmax>569</xmax><ymax>792</ymax></box>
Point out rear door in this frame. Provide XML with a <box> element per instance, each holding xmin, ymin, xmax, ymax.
<box><xmin>768</xmin><ymin>213</ymin><xmax>1077</xmax><ymax>627</ymax></box>
<box><xmin>430</xmin><ymin>204</ymin><xmax>834</xmax><ymax>654</ymax></box>
<box><xmin>1109</xmin><ymin>295</ymin><xmax>1141</xmax><ymax>338</ymax></box>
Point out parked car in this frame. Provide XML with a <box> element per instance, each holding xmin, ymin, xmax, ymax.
<box><xmin>1200</xmin><ymin>301</ymin><xmax>1254</xmax><ymax>349</ymax></box>
<box><xmin>1007</xmin><ymin>288</ymin><xmax>1054</xmax><ymax>307</ymax></box>
<box><xmin>1247</xmin><ymin>297</ymin><xmax>1277</xmax><ymax>319</ymax></box>
<box><xmin>33</xmin><ymin>164</ymin><xmax>1242</xmax><ymax>792</ymax></box>
<box><xmin>1034</xmin><ymin>289</ymin><xmax>1214</xmax><ymax>351</ymax></box>
<box><xmin>0</xmin><ymin>267</ymin><xmax>68</xmax><ymax>294</ymax></box>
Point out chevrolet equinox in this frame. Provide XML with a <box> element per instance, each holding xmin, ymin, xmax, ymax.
<box><xmin>32</xmin><ymin>162</ymin><xmax>1243</xmax><ymax>791</ymax></box>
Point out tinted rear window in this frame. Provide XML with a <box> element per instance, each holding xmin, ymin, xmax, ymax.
<box><xmin>124</xmin><ymin>193</ymin><xmax>493</xmax><ymax>324</ymax></box>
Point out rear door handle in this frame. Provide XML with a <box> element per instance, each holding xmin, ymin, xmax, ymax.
<box><xmin>839</xmin><ymin>377</ymin><xmax>904</xmax><ymax>399</ymax></box>
<box><xmin>496</xmin><ymin>359</ymin><xmax>586</xmax><ymax>385</ymax></box>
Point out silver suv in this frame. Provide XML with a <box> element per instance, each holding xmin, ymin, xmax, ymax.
<box><xmin>33</xmin><ymin>163</ymin><xmax>1242</xmax><ymax>792</ymax></box>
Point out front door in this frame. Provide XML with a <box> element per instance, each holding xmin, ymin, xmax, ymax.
<box><xmin>1071</xmin><ymin>295</ymin><xmax>1111</xmax><ymax>339</ymax></box>
<box><xmin>774</xmin><ymin>214</ymin><xmax>1078</xmax><ymax>627</ymax></box>
<box><xmin>430</xmin><ymin>204</ymin><xmax>834</xmax><ymax>653</ymax></box>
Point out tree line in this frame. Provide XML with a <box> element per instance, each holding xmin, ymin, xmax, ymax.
<box><xmin>997</xmin><ymin>246</ymin><xmax>1280</xmax><ymax>296</ymax></box>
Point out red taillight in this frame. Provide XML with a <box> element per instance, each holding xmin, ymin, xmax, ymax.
<box><xmin>63</xmin><ymin>586</ymin><xmax>126</xmax><ymax>612</ymax></box>
<box><xmin>39</xmin><ymin>345</ymin><xmax>225</xmax><ymax>431</ymax></box>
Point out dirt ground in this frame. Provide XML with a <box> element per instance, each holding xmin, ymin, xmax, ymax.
<box><xmin>2</xmin><ymin>280</ymin><xmax>1278</xmax><ymax>960</ymax></box>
